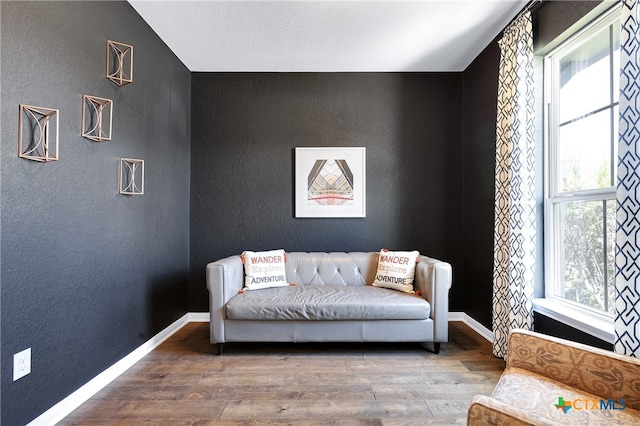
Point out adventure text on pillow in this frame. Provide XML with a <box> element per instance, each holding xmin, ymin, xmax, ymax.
<box><xmin>242</xmin><ymin>249</ymin><xmax>289</xmax><ymax>290</ymax></box>
<box><xmin>372</xmin><ymin>249</ymin><xmax>420</xmax><ymax>293</ymax></box>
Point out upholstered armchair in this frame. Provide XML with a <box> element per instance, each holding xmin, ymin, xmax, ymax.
<box><xmin>468</xmin><ymin>329</ymin><xmax>640</xmax><ymax>425</ymax></box>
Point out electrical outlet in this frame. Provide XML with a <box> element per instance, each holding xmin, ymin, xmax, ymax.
<box><xmin>13</xmin><ymin>348</ymin><xmax>31</xmax><ymax>381</ymax></box>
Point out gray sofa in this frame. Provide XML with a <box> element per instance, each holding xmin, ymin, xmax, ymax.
<box><xmin>206</xmin><ymin>251</ymin><xmax>452</xmax><ymax>354</ymax></box>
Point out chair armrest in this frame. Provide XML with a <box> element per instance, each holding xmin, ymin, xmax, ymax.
<box><xmin>206</xmin><ymin>255</ymin><xmax>244</xmax><ymax>344</ymax></box>
<box><xmin>414</xmin><ymin>255</ymin><xmax>452</xmax><ymax>342</ymax></box>
<box><xmin>507</xmin><ymin>329</ymin><xmax>640</xmax><ymax>410</ymax></box>
<box><xmin>468</xmin><ymin>395</ymin><xmax>554</xmax><ymax>426</ymax></box>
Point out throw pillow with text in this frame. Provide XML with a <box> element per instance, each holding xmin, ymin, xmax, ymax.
<box><xmin>242</xmin><ymin>249</ymin><xmax>289</xmax><ymax>290</ymax></box>
<box><xmin>371</xmin><ymin>249</ymin><xmax>420</xmax><ymax>293</ymax></box>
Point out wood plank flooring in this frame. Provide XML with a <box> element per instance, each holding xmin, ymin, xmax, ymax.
<box><xmin>60</xmin><ymin>321</ymin><xmax>504</xmax><ymax>425</ymax></box>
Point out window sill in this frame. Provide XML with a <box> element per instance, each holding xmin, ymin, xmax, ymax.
<box><xmin>532</xmin><ymin>298</ymin><xmax>614</xmax><ymax>344</ymax></box>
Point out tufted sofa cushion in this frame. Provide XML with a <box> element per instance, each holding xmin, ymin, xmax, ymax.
<box><xmin>226</xmin><ymin>284</ymin><xmax>431</xmax><ymax>321</ymax></box>
<box><xmin>284</xmin><ymin>252</ymin><xmax>378</xmax><ymax>286</ymax></box>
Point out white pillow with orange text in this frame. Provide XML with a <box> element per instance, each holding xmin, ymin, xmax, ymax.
<box><xmin>242</xmin><ymin>249</ymin><xmax>289</xmax><ymax>290</ymax></box>
<box><xmin>371</xmin><ymin>249</ymin><xmax>420</xmax><ymax>293</ymax></box>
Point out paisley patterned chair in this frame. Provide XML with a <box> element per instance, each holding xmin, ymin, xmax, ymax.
<box><xmin>468</xmin><ymin>329</ymin><xmax>640</xmax><ymax>425</ymax></box>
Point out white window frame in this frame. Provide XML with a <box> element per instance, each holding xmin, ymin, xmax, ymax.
<box><xmin>540</xmin><ymin>4</ymin><xmax>621</xmax><ymax>343</ymax></box>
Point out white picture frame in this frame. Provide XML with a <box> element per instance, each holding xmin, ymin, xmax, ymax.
<box><xmin>295</xmin><ymin>147</ymin><xmax>366</xmax><ymax>218</ymax></box>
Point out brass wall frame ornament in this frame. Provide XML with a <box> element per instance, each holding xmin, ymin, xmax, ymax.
<box><xmin>82</xmin><ymin>95</ymin><xmax>113</xmax><ymax>142</ymax></box>
<box><xmin>106</xmin><ymin>40</ymin><xmax>133</xmax><ymax>87</ymax></box>
<box><xmin>18</xmin><ymin>104</ymin><xmax>59</xmax><ymax>162</ymax></box>
<box><xmin>119</xmin><ymin>158</ymin><xmax>144</xmax><ymax>195</ymax></box>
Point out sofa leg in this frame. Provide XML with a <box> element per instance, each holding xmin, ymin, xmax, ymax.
<box><xmin>212</xmin><ymin>343</ymin><xmax>223</xmax><ymax>355</ymax></box>
<box><xmin>433</xmin><ymin>342</ymin><xmax>441</xmax><ymax>354</ymax></box>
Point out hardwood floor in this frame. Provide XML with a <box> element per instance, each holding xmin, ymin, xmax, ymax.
<box><xmin>60</xmin><ymin>321</ymin><xmax>504</xmax><ymax>425</ymax></box>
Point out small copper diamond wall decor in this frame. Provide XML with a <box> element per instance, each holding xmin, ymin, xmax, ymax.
<box><xmin>106</xmin><ymin>40</ymin><xmax>133</xmax><ymax>87</ymax></box>
<box><xmin>82</xmin><ymin>95</ymin><xmax>113</xmax><ymax>142</ymax></box>
<box><xmin>18</xmin><ymin>104</ymin><xmax>59</xmax><ymax>162</ymax></box>
<box><xmin>119</xmin><ymin>158</ymin><xmax>144</xmax><ymax>195</ymax></box>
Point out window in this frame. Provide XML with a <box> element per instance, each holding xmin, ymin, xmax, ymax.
<box><xmin>544</xmin><ymin>6</ymin><xmax>620</xmax><ymax>319</ymax></box>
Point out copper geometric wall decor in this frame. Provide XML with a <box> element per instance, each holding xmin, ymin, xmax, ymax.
<box><xmin>18</xmin><ymin>104</ymin><xmax>59</xmax><ymax>162</ymax></box>
<box><xmin>119</xmin><ymin>158</ymin><xmax>144</xmax><ymax>195</ymax></box>
<box><xmin>82</xmin><ymin>95</ymin><xmax>113</xmax><ymax>142</ymax></box>
<box><xmin>106</xmin><ymin>40</ymin><xmax>133</xmax><ymax>87</ymax></box>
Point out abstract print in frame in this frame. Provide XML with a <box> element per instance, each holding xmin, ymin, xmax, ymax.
<box><xmin>295</xmin><ymin>147</ymin><xmax>366</xmax><ymax>218</ymax></box>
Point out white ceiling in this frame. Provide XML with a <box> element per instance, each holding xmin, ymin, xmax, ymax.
<box><xmin>128</xmin><ymin>0</ymin><xmax>528</xmax><ymax>72</ymax></box>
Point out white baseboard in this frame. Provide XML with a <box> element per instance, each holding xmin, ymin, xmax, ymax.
<box><xmin>29</xmin><ymin>311</ymin><xmax>492</xmax><ymax>425</ymax></box>
<box><xmin>449</xmin><ymin>311</ymin><xmax>493</xmax><ymax>342</ymax></box>
<box><xmin>188</xmin><ymin>312</ymin><xmax>210</xmax><ymax>322</ymax></box>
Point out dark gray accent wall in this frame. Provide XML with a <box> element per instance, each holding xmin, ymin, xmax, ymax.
<box><xmin>534</xmin><ymin>1</ymin><xmax>603</xmax><ymax>50</ymax></box>
<box><xmin>534</xmin><ymin>312</ymin><xmax>613</xmax><ymax>350</ymax></box>
<box><xmin>1</xmin><ymin>2</ymin><xmax>191</xmax><ymax>424</ymax></box>
<box><xmin>189</xmin><ymin>73</ymin><xmax>464</xmax><ymax>313</ymax></box>
<box><xmin>461</xmin><ymin>38</ymin><xmax>501</xmax><ymax>330</ymax></box>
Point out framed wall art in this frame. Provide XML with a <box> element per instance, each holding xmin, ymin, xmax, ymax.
<box><xmin>295</xmin><ymin>147</ymin><xmax>366</xmax><ymax>218</ymax></box>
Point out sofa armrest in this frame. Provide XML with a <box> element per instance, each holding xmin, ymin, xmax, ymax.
<box><xmin>414</xmin><ymin>256</ymin><xmax>452</xmax><ymax>343</ymax></box>
<box><xmin>206</xmin><ymin>255</ymin><xmax>244</xmax><ymax>344</ymax></box>
<box><xmin>468</xmin><ymin>395</ymin><xmax>554</xmax><ymax>426</ymax></box>
<box><xmin>507</xmin><ymin>329</ymin><xmax>640</xmax><ymax>410</ymax></box>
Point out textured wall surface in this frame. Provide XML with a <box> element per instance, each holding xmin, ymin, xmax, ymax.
<box><xmin>534</xmin><ymin>312</ymin><xmax>613</xmax><ymax>350</ymax></box>
<box><xmin>189</xmin><ymin>72</ymin><xmax>464</xmax><ymax>312</ymax></box>
<box><xmin>534</xmin><ymin>1</ymin><xmax>602</xmax><ymax>50</ymax></box>
<box><xmin>0</xmin><ymin>2</ymin><xmax>191</xmax><ymax>424</ymax></box>
<box><xmin>461</xmin><ymin>39</ymin><xmax>501</xmax><ymax>330</ymax></box>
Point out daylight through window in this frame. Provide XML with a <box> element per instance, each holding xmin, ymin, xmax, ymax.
<box><xmin>544</xmin><ymin>5</ymin><xmax>620</xmax><ymax>317</ymax></box>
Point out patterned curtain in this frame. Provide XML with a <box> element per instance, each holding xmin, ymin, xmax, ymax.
<box><xmin>492</xmin><ymin>12</ymin><xmax>536</xmax><ymax>359</ymax></box>
<box><xmin>616</xmin><ymin>0</ymin><xmax>640</xmax><ymax>357</ymax></box>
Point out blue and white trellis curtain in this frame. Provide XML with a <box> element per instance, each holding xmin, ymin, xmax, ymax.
<box><xmin>616</xmin><ymin>0</ymin><xmax>640</xmax><ymax>357</ymax></box>
<box><xmin>492</xmin><ymin>12</ymin><xmax>536</xmax><ymax>359</ymax></box>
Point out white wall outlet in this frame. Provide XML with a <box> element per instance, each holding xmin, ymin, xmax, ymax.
<box><xmin>13</xmin><ymin>348</ymin><xmax>31</xmax><ymax>381</ymax></box>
